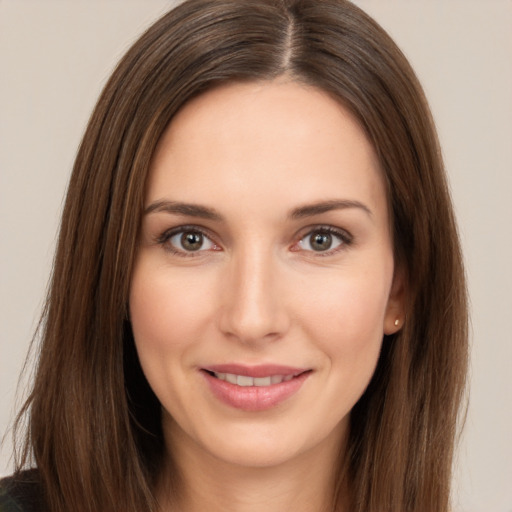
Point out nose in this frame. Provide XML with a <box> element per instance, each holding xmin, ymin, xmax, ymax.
<box><xmin>218</xmin><ymin>246</ymin><xmax>290</xmax><ymax>345</ymax></box>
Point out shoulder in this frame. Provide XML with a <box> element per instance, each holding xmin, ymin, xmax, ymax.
<box><xmin>0</xmin><ymin>470</ymin><xmax>43</xmax><ymax>512</ymax></box>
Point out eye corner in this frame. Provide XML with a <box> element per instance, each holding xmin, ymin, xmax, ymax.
<box><xmin>288</xmin><ymin>242</ymin><xmax>302</xmax><ymax>253</ymax></box>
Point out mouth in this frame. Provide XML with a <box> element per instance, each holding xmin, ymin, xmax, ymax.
<box><xmin>200</xmin><ymin>365</ymin><xmax>312</xmax><ymax>411</ymax></box>
<box><xmin>203</xmin><ymin>370</ymin><xmax>306</xmax><ymax>387</ymax></box>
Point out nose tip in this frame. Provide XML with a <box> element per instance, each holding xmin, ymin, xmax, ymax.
<box><xmin>218</xmin><ymin>255</ymin><xmax>289</xmax><ymax>345</ymax></box>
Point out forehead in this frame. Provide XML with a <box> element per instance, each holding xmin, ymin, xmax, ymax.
<box><xmin>147</xmin><ymin>80</ymin><xmax>387</xmax><ymax>219</ymax></box>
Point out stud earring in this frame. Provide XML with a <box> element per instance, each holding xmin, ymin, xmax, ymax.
<box><xmin>394</xmin><ymin>319</ymin><xmax>399</xmax><ymax>326</ymax></box>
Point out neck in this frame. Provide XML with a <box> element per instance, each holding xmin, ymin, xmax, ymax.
<box><xmin>157</xmin><ymin>419</ymin><xmax>349</xmax><ymax>512</ymax></box>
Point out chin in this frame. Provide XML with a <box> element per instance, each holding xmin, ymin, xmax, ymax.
<box><xmin>167</xmin><ymin>408</ymin><xmax>349</xmax><ymax>472</ymax></box>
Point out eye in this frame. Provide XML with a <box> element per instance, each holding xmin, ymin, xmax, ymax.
<box><xmin>298</xmin><ymin>228</ymin><xmax>350</xmax><ymax>253</ymax></box>
<box><xmin>159</xmin><ymin>227</ymin><xmax>219</xmax><ymax>255</ymax></box>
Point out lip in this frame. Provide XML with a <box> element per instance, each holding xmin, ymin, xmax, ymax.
<box><xmin>201</xmin><ymin>364</ymin><xmax>311</xmax><ymax>412</ymax></box>
<box><xmin>203</xmin><ymin>364</ymin><xmax>307</xmax><ymax>378</ymax></box>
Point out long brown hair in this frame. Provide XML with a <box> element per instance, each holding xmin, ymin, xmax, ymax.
<box><xmin>13</xmin><ymin>1</ymin><xmax>468</xmax><ymax>511</ymax></box>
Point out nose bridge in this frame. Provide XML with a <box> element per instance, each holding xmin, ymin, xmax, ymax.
<box><xmin>219</xmin><ymin>242</ymin><xmax>288</xmax><ymax>343</ymax></box>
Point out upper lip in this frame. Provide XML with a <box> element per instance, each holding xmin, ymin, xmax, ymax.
<box><xmin>202</xmin><ymin>364</ymin><xmax>309</xmax><ymax>378</ymax></box>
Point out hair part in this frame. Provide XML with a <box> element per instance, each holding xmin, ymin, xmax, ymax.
<box><xmin>13</xmin><ymin>1</ymin><xmax>468</xmax><ymax>511</ymax></box>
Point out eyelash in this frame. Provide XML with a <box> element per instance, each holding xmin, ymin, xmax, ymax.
<box><xmin>155</xmin><ymin>225</ymin><xmax>353</xmax><ymax>257</ymax></box>
<box><xmin>295</xmin><ymin>225</ymin><xmax>353</xmax><ymax>256</ymax></box>
<box><xmin>155</xmin><ymin>225</ymin><xmax>219</xmax><ymax>258</ymax></box>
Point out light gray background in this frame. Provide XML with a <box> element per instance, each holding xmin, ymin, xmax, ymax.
<box><xmin>1</xmin><ymin>1</ymin><xmax>511</xmax><ymax>511</ymax></box>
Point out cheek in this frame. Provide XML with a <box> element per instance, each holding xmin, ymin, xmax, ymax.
<box><xmin>298</xmin><ymin>266</ymin><xmax>392</xmax><ymax>373</ymax></box>
<box><xmin>128</xmin><ymin>259</ymin><xmax>222</xmax><ymax>423</ymax></box>
<box><xmin>128</xmin><ymin>260</ymin><xmax>216</xmax><ymax>375</ymax></box>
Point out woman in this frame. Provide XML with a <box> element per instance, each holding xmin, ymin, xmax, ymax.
<box><xmin>1</xmin><ymin>0</ymin><xmax>468</xmax><ymax>511</ymax></box>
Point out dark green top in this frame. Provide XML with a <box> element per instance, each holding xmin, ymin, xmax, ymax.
<box><xmin>0</xmin><ymin>471</ymin><xmax>42</xmax><ymax>512</ymax></box>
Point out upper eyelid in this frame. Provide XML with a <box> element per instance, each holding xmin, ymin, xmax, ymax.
<box><xmin>296</xmin><ymin>224</ymin><xmax>353</xmax><ymax>241</ymax></box>
<box><xmin>158</xmin><ymin>224</ymin><xmax>216</xmax><ymax>242</ymax></box>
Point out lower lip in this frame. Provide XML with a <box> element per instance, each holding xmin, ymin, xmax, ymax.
<box><xmin>202</xmin><ymin>371</ymin><xmax>310</xmax><ymax>411</ymax></box>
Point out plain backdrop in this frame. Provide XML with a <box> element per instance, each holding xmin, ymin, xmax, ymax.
<box><xmin>1</xmin><ymin>2</ymin><xmax>511</xmax><ymax>511</ymax></box>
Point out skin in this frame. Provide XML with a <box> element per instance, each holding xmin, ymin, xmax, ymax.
<box><xmin>129</xmin><ymin>79</ymin><xmax>404</xmax><ymax>512</ymax></box>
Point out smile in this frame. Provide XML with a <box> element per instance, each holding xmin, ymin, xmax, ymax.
<box><xmin>210</xmin><ymin>372</ymin><xmax>296</xmax><ymax>387</ymax></box>
<box><xmin>201</xmin><ymin>365</ymin><xmax>311</xmax><ymax>411</ymax></box>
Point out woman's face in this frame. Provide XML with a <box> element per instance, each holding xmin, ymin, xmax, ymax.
<box><xmin>129</xmin><ymin>80</ymin><xmax>403</xmax><ymax>469</ymax></box>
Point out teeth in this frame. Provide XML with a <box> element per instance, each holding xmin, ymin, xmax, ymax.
<box><xmin>254</xmin><ymin>376</ymin><xmax>271</xmax><ymax>386</ymax></box>
<box><xmin>212</xmin><ymin>372</ymin><xmax>296</xmax><ymax>387</ymax></box>
<box><xmin>237</xmin><ymin>375</ymin><xmax>253</xmax><ymax>387</ymax></box>
<box><xmin>225</xmin><ymin>373</ymin><xmax>237</xmax><ymax>384</ymax></box>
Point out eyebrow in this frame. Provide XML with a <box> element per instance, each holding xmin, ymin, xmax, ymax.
<box><xmin>144</xmin><ymin>198</ymin><xmax>372</xmax><ymax>221</ymax></box>
<box><xmin>144</xmin><ymin>200</ymin><xmax>223</xmax><ymax>221</ymax></box>
<box><xmin>290</xmin><ymin>199</ymin><xmax>372</xmax><ymax>219</ymax></box>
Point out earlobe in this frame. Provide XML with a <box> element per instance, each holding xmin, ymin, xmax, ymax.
<box><xmin>384</xmin><ymin>316</ymin><xmax>403</xmax><ymax>336</ymax></box>
<box><xmin>383</xmin><ymin>268</ymin><xmax>406</xmax><ymax>335</ymax></box>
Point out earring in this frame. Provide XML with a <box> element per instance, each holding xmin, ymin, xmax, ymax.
<box><xmin>394</xmin><ymin>319</ymin><xmax>399</xmax><ymax>326</ymax></box>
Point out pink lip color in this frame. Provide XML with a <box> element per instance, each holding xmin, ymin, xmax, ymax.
<box><xmin>201</xmin><ymin>365</ymin><xmax>311</xmax><ymax>412</ymax></box>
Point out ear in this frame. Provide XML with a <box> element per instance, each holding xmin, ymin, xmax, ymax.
<box><xmin>383</xmin><ymin>266</ymin><xmax>406</xmax><ymax>335</ymax></box>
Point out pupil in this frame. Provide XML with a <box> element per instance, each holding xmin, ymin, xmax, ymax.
<box><xmin>181</xmin><ymin>232</ymin><xmax>203</xmax><ymax>251</ymax></box>
<box><xmin>311</xmin><ymin>232</ymin><xmax>332</xmax><ymax>251</ymax></box>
